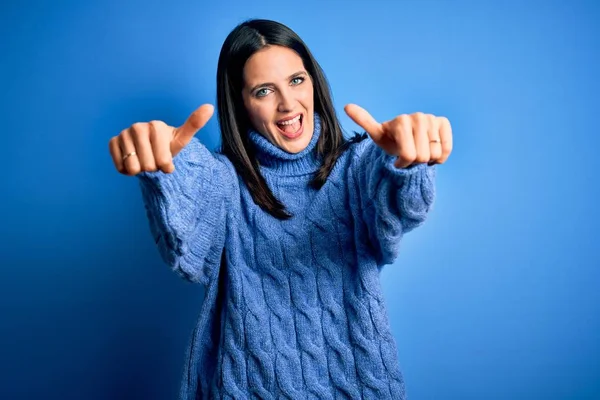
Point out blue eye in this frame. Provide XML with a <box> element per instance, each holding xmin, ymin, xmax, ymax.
<box><xmin>291</xmin><ymin>77</ymin><xmax>304</xmax><ymax>85</ymax></box>
<box><xmin>255</xmin><ymin>88</ymin><xmax>270</xmax><ymax>97</ymax></box>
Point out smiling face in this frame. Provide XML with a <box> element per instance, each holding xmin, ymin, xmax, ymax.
<box><xmin>242</xmin><ymin>45</ymin><xmax>315</xmax><ymax>154</ymax></box>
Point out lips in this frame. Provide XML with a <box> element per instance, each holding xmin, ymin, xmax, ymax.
<box><xmin>275</xmin><ymin>113</ymin><xmax>304</xmax><ymax>140</ymax></box>
<box><xmin>276</xmin><ymin>112</ymin><xmax>302</xmax><ymax>124</ymax></box>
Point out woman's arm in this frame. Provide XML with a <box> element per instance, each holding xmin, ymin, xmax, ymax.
<box><xmin>137</xmin><ymin>137</ymin><xmax>236</xmax><ymax>286</ymax></box>
<box><xmin>349</xmin><ymin>139</ymin><xmax>436</xmax><ymax>266</ymax></box>
<box><xmin>345</xmin><ymin>104</ymin><xmax>452</xmax><ymax>266</ymax></box>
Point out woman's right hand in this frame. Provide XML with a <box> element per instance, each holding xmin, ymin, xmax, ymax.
<box><xmin>109</xmin><ymin>104</ymin><xmax>214</xmax><ymax>176</ymax></box>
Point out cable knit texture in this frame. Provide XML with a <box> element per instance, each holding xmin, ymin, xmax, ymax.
<box><xmin>138</xmin><ymin>114</ymin><xmax>436</xmax><ymax>399</ymax></box>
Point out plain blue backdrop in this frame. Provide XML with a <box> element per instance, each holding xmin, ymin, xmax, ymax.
<box><xmin>1</xmin><ymin>0</ymin><xmax>598</xmax><ymax>399</ymax></box>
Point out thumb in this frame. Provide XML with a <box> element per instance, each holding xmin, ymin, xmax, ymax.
<box><xmin>344</xmin><ymin>104</ymin><xmax>384</xmax><ymax>142</ymax></box>
<box><xmin>171</xmin><ymin>104</ymin><xmax>215</xmax><ymax>154</ymax></box>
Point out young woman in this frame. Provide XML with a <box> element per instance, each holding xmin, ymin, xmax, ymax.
<box><xmin>109</xmin><ymin>18</ymin><xmax>452</xmax><ymax>400</ymax></box>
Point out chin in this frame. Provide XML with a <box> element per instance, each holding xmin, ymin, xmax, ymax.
<box><xmin>282</xmin><ymin>139</ymin><xmax>310</xmax><ymax>153</ymax></box>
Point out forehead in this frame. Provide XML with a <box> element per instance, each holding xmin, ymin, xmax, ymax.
<box><xmin>243</xmin><ymin>45</ymin><xmax>305</xmax><ymax>84</ymax></box>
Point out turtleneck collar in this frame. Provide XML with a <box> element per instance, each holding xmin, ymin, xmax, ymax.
<box><xmin>248</xmin><ymin>113</ymin><xmax>323</xmax><ymax>177</ymax></box>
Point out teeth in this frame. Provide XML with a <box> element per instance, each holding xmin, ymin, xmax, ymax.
<box><xmin>278</xmin><ymin>115</ymin><xmax>301</xmax><ymax>125</ymax></box>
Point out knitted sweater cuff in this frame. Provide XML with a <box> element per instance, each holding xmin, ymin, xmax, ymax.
<box><xmin>378</xmin><ymin>148</ymin><xmax>435</xmax><ymax>181</ymax></box>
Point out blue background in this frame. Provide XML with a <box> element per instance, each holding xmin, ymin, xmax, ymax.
<box><xmin>1</xmin><ymin>0</ymin><xmax>598</xmax><ymax>399</ymax></box>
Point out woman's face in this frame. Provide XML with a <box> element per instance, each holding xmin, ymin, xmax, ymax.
<box><xmin>242</xmin><ymin>45</ymin><xmax>315</xmax><ymax>154</ymax></box>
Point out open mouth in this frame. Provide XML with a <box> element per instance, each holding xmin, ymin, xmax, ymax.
<box><xmin>276</xmin><ymin>113</ymin><xmax>304</xmax><ymax>139</ymax></box>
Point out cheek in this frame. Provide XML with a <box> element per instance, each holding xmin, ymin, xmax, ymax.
<box><xmin>247</xmin><ymin>103</ymin><xmax>274</xmax><ymax>132</ymax></box>
<box><xmin>247</xmin><ymin>104</ymin><xmax>266</xmax><ymax>123</ymax></box>
<box><xmin>301</xmin><ymin>87</ymin><xmax>315</xmax><ymax>109</ymax></box>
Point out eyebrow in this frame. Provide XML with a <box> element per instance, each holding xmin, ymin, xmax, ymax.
<box><xmin>248</xmin><ymin>71</ymin><xmax>307</xmax><ymax>93</ymax></box>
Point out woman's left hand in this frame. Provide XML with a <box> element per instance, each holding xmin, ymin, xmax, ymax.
<box><xmin>344</xmin><ymin>104</ymin><xmax>453</xmax><ymax>168</ymax></box>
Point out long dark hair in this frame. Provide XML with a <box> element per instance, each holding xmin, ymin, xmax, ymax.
<box><xmin>216</xmin><ymin>18</ymin><xmax>366</xmax><ymax>219</ymax></box>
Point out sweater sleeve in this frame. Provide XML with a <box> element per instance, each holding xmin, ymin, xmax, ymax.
<box><xmin>136</xmin><ymin>137</ymin><xmax>236</xmax><ymax>286</ymax></box>
<box><xmin>349</xmin><ymin>138</ymin><xmax>436</xmax><ymax>266</ymax></box>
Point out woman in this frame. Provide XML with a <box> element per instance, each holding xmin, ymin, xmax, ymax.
<box><xmin>109</xmin><ymin>18</ymin><xmax>452</xmax><ymax>400</ymax></box>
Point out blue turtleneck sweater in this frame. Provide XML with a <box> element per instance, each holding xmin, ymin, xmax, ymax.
<box><xmin>137</xmin><ymin>115</ymin><xmax>436</xmax><ymax>399</ymax></box>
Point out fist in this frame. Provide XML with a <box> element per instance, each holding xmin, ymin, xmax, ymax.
<box><xmin>108</xmin><ymin>104</ymin><xmax>214</xmax><ymax>176</ymax></box>
<box><xmin>344</xmin><ymin>104</ymin><xmax>453</xmax><ymax>168</ymax></box>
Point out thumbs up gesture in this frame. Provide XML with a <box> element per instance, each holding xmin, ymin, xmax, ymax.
<box><xmin>344</xmin><ymin>104</ymin><xmax>453</xmax><ymax>169</ymax></box>
<box><xmin>109</xmin><ymin>104</ymin><xmax>215</xmax><ymax>176</ymax></box>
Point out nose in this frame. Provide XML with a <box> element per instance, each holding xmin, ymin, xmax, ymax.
<box><xmin>277</xmin><ymin>87</ymin><xmax>295</xmax><ymax>113</ymax></box>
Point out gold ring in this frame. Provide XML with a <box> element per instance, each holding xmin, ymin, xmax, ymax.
<box><xmin>122</xmin><ymin>151</ymin><xmax>137</xmax><ymax>161</ymax></box>
<box><xmin>430</xmin><ymin>139</ymin><xmax>441</xmax><ymax>144</ymax></box>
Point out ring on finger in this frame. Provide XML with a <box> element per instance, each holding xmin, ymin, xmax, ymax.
<box><xmin>122</xmin><ymin>151</ymin><xmax>137</xmax><ymax>161</ymax></box>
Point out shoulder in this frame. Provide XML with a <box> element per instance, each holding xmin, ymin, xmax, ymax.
<box><xmin>342</xmin><ymin>132</ymin><xmax>376</xmax><ymax>164</ymax></box>
<box><xmin>184</xmin><ymin>137</ymin><xmax>235</xmax><ymax>172</ymax></box>
<box><xmin>321</xmin><ymin>133</ymin><xmax>372</xmax><ymax>182</ymax></box>
<box><xmin>181</xmin><ymin>137</ymin><xmax>241</xmax><ymax>193</ymax></box>
<box><xmin>214</xmin><ymin>151</ymin><xmax>238</xmax><ymax>182</ymax></box>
